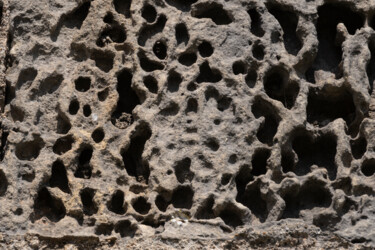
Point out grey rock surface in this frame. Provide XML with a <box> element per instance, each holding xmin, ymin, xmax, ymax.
<box><xmin>0</xmin><ymin>0</ymin><xmax>375</xmax><ymax>248</ymax></box>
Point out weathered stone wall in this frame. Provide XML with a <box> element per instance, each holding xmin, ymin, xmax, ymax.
<box><xmin>1</xmin><ymin>0</ymin><xmax>375</xmax><ymax>248</ymax></box>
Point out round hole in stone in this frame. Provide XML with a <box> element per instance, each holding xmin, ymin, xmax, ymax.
<box><xmin>362</xmin><ymin>159</ymin><xmax>375</xmax><ymax>177</ymax></box>
<box><xmin>198</xmin><ymin>41</ymin><xmax>214</xmax><ymax>57</ymax></box>
<box><xmin>83</xmin><ymin>105</ymin><xmax>92</xmax><ymax>117</ymax></box>
<box><xmin>103</xmin><ymin>12</ymin><xmax>114</xmax><ymax>23</ymax></box>
<box><xmin>92</xmin><ymin>128</ymin><xmax>105</xmax><ymax>143</ymax></box>
<box><xmin>214</xmin><ymin>119</ymin><xmax>221</xmax><ymax>125</ymax></box>
<box><xmin>143</xmin><ymin>75</ymin><xmax>158</xmax><ymax>94</ymax></box>
<box><xmin>252</xmin><ymin>44</ymin><xmax>265</xmax><ymax>60</ymax></box>
<box><xmin>98</xmin><ymin>88</ymin><xmax>109</xmax><ymax>102</ymax></box>
<box><xmin>228</xmin><ymin>154</ymin><xmax>237</xmax><ymax>164</ymax></box>
<box><xmin>221</xmin><ymin>173</ymin><xmax>232</xmax><ymax>185</ymax></box>
<box><xmin>75</xmin><ymin>77</ymin><xmax>91</xmax><ymax>92</ymax></box>
<box><xmin>132</xmin><ymin>197</ymin><xmax>151</xmax><ymax>215</ymax></box>
<box><xmin>232</xmin><ymin>61</ymin><xmax>246</xmax><ymax>75</ymax></box>
<box><xmin>153</xmin><ymin>40</ymin><xmax>167</xmax><ymax>60</ymax></box>
<box><xmin>14</xmin><ymin>208</ymin><xmax>23</xmax><ymax>215</ymax></box>
<box><xmin>142</xmin><ymin>4</ymin><xmax>157</xmax><ymax>23</ymax></box>
<box><xmin>69</xmin><ymin>100</ymin><xmax>80</xmax><ymax>115</ymax></box>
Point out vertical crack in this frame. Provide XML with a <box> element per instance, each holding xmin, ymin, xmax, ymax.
<box><xmin>0</xmin><ymin>0</ymin><xmax>10</xmax><ymax>163</ymax></box>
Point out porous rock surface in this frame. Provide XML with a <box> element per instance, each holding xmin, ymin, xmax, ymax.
<box><xmin>1</xmin><ymin>0</ymin><xmax>375</xmax><ymax>248</ymax></box>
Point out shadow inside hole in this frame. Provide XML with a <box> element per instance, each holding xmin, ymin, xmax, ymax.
<box><xmin>305</xmin><ymin>3</ymin><xmax>364</xmax><ymax>82</ymax></box>
<box><xmin>291</xmin><ymin>131</ymin><xmax>337</xmax><ymax>180</ymax></box>
<box><xmin>142</xmin><ymin>4</ymin><xmax>157</xmax><ymax>23</ymax></box>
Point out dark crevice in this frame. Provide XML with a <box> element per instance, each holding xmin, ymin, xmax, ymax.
<box><xmin>80</xmin><ymin>188</ymin><xmax>98</xmax><ymax>216</ymax></box>
<box><xmin>153</xmin><ymin>40</ymin><xmax>167</xmax><ymax>60</ymax></box>
<box><xmin>266</xmin><ymin>3</ymin><xmax>301</xmax><ymax>55</ymax></box>
<box><xmin>263</xmin><ymin>67</ymin><xmax>299</xmax><ymax>109</ymax></box>
<box><xmin>10</xmin><ymin>105</ymin><xmax>24</xmax><ymax>122</ymax></box>
<box><xmin>95</xmin><ymin>223</ymin><xmax>114</xmax><ymax>236</ymax></box>
<box><xmin>252</xmin><ymin>44</ymin><xmax>264</xmax><ymax>60</ymax></box>
<box><xmin>165</xmin><ymin>0</ymin><xmax>197</xmax><ymax>12</ymax></box>
<box><xmin>132</xmin><ymin>197</ymin><xmax>151</xmax><ymax>215</ymax></box>
<box><xmin>16</xmin><ymin>68</ymin><xmax>37</xmax><ymax>89</ymax></box>
<box><xmin>178</xmin><ymin>52</ymin><xmax>197</xmax><ymax>66</ymax></box>
<box><xmin>174</xmin><ymin>158</ymin><xmax>194</xmax><ymax>183</ymax></box>
<box><xmin>96</xmin><ymin>24</ymin><xmax>126</xmax><ymax>47</ymax></box>
<box><xmin>367</xmin><ymin>40</ymin><xmax>375</xmax><ymax>94</ymax></box>
<box><xmin>251</xmin><ymin>148</ymin><xmax>270</xmax><ymax>176</ymax></box>
<box><xmin>108</xmin><ymin>190</ymin><xmax>126</xmax><ymax>214</ymax></box>
<box><xmin>39</xmin><ymin>74</ymin><xmax>63</xmax><ymax>95</ymax></box>
<box><xmin>306</xmin><ymin>86</ymin><xmax>356</xmax><ymax>129</ymax></box>
<box><xmin>111</xmin><ymin>69</ymin><xmax>140</xmax><ymax>128</ymax></box>
<box><xmin>114</xmin><ymin>0</ymin><xmax>132</xmax><ymax>18</ymax></box>
<box><xmin>251</xmin><ymin>97</ymin><xmax>280</xmax><ymax>145</ymax></box>
<box><xmin>33</xmin><ymin>188</ymin><xmax>66</xmax><ymax>222</ymax></box>
<box><xmin>186</xmin><ymin>98</ymin><xmax>198</xmax><ymax>113</ymax></box>
<box><xmin>15</xmin><ymin>136</ymin><xmax>44</xmax><ymax>161</ymax></box>
<box><xmin>233</xmin><ymin>61</ymin><xmax>246</xmax><ymax>75</ymax></box>
<box><xmin>139</xmin><ymin>52</ymin><xmax>164</xmax><ymax>72</ymax></box>
<box><xmin>197</xmin><ymin>62</ymin><xmax>222</xmax><ymax>83</ymax></box>
<box><xmin>292</xmin><ymin>131</ymin><xmax>337</xmax><ymax>180</ymax></box>
<box><xmin>195</xmin><ymin>196</ymin><xmax>215</xmax><ymax>220</ymax></box>
<box><xmin>221</xmin><ymin>173</ymin><xmax>232</xmax><ymax>185</ymax></box>
<box><xmin>0</xmin><ymin>4</ymin><xmax>3</xmax><ymax>27</ymax></box>
<box><xmin>83</xmin><ymin>105</ymin><xmax>91</xmax><ymax>117</ymax></box>
<box><xmin>5</xmin><ymin>31</ymin><xmax>14</xmax><ymax>70</ymax></box>
<box><xmin>92</xmin><ymin>128</ymin><xmax>105</xmax><ymax>143</ymax></box>
<box><xmin>51</xmin><ymin>1</ymin><xmax>91</xmax><ymax>41</ymax></box>
<box><xmin>98</xmin><ymin>88</ymin><xmax>109</xmax><ymax>101</ymax></box>
<box><xmin>245</xmin><ymin>68</ymin><xmax>257</xmax><ymax>88</ymax></box>
<box><xmin>218</xmin><ymin>204</ymin><xmax>244</xmax><ymax>228</ymax></box>
<box><xmin>159</xmin><ymin>102</ymin><xmax>179</xmax><ymax>116</ymax></box>
<box><xmin>49</xmin><ymin>160</ymin><xmax>70</xmax><ymax>194</ymax></box>
<box><xmin>176</xmin><ymin>23</ymin><xmax>189</xmax><ymax>45</ymax></box>
<box><xmin>235</xmin><ymin>164</ymin><xmax>252</xmax><ymax>203</ymax></box>
<box><xmin>281</xmin><ymin>151</ymin><xmax>295</xmax><ymax>174</ymax></box>
<box><xmin>69</xmin><ymin>99</ymin><xmax>79</xmax><ymax>115</ymax></box>
<box><xmin>198</xmin><ymin>41</ymin><xmax>214</xmax><ymax>58</ymax></box>
<box><xmin>306</xmin><ymin>3</ymin><xmax>364</xmax><ymax>82</ymax></box>
<box><xmin>138</xmin><ymin>15</ymin><xmax>167</xmax><ymax>46</ymax></box>
<box><xmin>350</xmin><ymin>137</ymin><xmax>367</xmax><ymax>160</ymax></box>
<box><xmin>248</xmin><ymin>8</ymin><xmax>265</xmax><ymax>37</ymax></box>
<box><xmin>103</xmin><ymin>12</ymin><xmax>114</xmax><ymax>24</ymax></box>
<box><xmin>205</xmin><ymin>138</ymin><xmax>220</xmax><ymax>151</ymax></box>
<box><xmin>90</xmin><ymin>50</ymin><xmax>114</xmax><ymax>72</ymax></box>
<box><xmin>0</xmin><ymin>130</ymin><xmax>9</xmax><ymax>161</ymax></box>
<box><xmin>122</xmin><ymin>124</ymin><xmax>152</xmax><ymax>183</ymax></box>
<box><xmin>75</xmin><ymin>77</ymin><xmax>91</xmax><ymax>92</ymax></box>
<box><xmin>238</xmin><ymin>183</ymin><xmax>267</xmax><ymax>222</ymax></box>
<box><xmin>0</xmin><ymin>170</ymin><xmax>8</xmax><ymax>196</ymax></box>
<box><xmin>57</xmin><ymin>112</ymin><xmax>71</xmax><ymax>134</ymax></box>
<box><xmin>205</xmin><ymin>86</ymin><xmax>231</xmax><ymax>112</ymax></box>
<box><xmin>115</xmin><ymin>220</ymin><xmax>137</xmax><ymax>237</ymax></box>
<box><xmin>192</xmin><ymin>3</ymin><xmax>232</xmax><ymax>25</ymax></box>
<box><xmin>143</xmin><ymin>75</ymin><xmax>158</xmax><ymax>94</ymax></box>
<box><xmin>281</xmin><ymin>181</ymin><xmax>332</xmax><ymax>219</ymax></box>
<box><xmin>171</xmin><ymin>185</ymin><xmax>194</xmax><ymax>209</ymax></box>
<box><xmin>155</xmin><ymin>195</ymin><xmax>168</xmax><ymax>212</ymax></box>
<box><xmin>74</xmin><ymin>147</ymin><xmax>93</xmax><ymax>179</ymax></box>
<box><xmin>5</xmin><ymin>80</ymin><xmax>15</xmax><ymax>106</ymax></box>
<box><xmin>142</xmin><ymin>4</ymin><xmax>157</xmax><ymax>23</ymax></box>
<box><xmin>361</xmin><ymin>159</ymin><xmax>375</xmax><ymax>177</ymax></box>
<box><xmin>167</xmin><ymin>71</ymin><xmax>182</xmax><ymax>92</ymax></box>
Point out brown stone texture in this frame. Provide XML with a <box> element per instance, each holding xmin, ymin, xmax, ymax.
<box><xmin>1</xmin><ymin>0</ymin><xmax>375</xmax><ymax>248</ymax></box>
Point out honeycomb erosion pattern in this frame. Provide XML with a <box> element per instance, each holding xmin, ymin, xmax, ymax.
<box><xmin>1</xmin><ymin>0</ymin><xmax>375</xmax><ymax>248</ymax></box>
